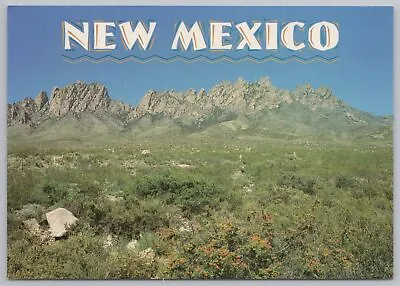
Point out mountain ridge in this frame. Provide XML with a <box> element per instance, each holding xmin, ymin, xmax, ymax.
<box><xmin>7</xmin><ymin>77</ymin><xmax>392</xmax><ymax>142</ymax></box>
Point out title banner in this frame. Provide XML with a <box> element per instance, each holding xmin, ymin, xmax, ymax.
<box><xmin>60</xmin><ymin>6</ymin><xmax>341</xmax><ymax>64</ymax></box>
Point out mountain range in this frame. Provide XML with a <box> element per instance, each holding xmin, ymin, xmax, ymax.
<box><xmin>7</xmin><ymin>77</ymin><xmax>392</xmax><ymax>142</ymax></box>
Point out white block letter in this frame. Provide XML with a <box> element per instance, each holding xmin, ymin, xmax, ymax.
<box><xmin>236</xmin><ymin>22</ymin><xmax>262</xmax><ymax>50</ymax></box>
<box><xmin>171</xmin><ymin>22</ymin><xmax>207</xmax><ymax>51</ymax></box>
<box><xmin>281</xmin><ymin>22</ymin><xmax>305</xmax><ymax>51</ymax></box>
<box><xmin>63</xmin><ymin>21</ymin><xmax>89</xmax><ymax>50</ymax></box>
<box><xmin>210</xmin><ymin>22</ymin><xmax>232</xmax><ymax>50</ymax></box>
<box><xmin>94</xmin><ymin>22</ymin><xmax>116</xmax><ymax>50</ymax></box>
<box><xmin>265</xmin><ymin>22</ymin><xmax>278</xmax><ymax>50</ymax></box>
<box><xmin>308</xmin><ymin>21</ymin><xmax>339</xmax><ymax>51</ymax></box>
<box><xmin>119</xmin><ymin>21</ymin><xmax>157</xmax><ymax>50</ymax></box>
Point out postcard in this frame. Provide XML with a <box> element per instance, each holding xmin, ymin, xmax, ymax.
<box><xmin>6</xmin><ymin>6</ymin><xmax>393</xmax><ymax>280</ymax></box>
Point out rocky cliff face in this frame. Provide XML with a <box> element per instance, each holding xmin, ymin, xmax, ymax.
<box><xmin>48</xmin><ymin>81</ymin><xmax>111</xmax><ymax>116</ymax></box>
<box><xmin>136</xmin><ymin>77</ymin><xmax>343</xmax><ymax>118</ymax></box>
<box><xmin>8</xmin><ymin>81</ymin><xmax>135</xmax><ymax>126</ymax></box>
<box><xmin>8</xmin><ymin>93</ymin><xmax>48</xmax><ymax>125</ymax></box>
<box><xmin>7</xmin><ymin>77</ymin><xmax>348</xmax><ymax>127</ymax></box>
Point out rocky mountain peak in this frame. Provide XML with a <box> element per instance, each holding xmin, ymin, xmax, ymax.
<box><xmin>135</xmin><ymin>77</ymin><xmax>342</xmax><ymax>118</ymax></box>
<box><xmin>35</xmin><ymin>91</ymin><xmax>48</xmax><ymax>110</ymax></box>
<box><xmin>49</xmin><ymin>81</ymin><xmax>111</xmax><ymax>116</ymax></box>
<box><xmin>291</xmin><ymin>84</ymin><xmax>340</xmax><ymax>109</ymax></box>
<box><xmin>257</xmin><ymin>76</ymin><xmax>273</xmax><ymax>88</ymax></box>
<box><xmin>8</xmin><ymin>81</ymin><xmax>135</xmax><ymax>126</ymax></box>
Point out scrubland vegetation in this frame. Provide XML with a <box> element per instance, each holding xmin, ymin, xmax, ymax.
<box><xmin>7</xmin><ymin>135</ymin><xmax>392</xmax><ymax>279</ymax></box>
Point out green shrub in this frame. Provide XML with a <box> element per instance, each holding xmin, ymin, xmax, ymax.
<box><xmin>76</xmin><ymin>196</ymin><xmax>171</xmax><ymax>238</ymax></box>
<box><xmin>166</xmin><ymin>214</ymin><xmax>278</xmax><ymax>279</ymax></box>
<box><xmin>106</xmin><ymin>251</ymin><xmax>160</xmax><ymax>279</ymax></box>
<box><xmin>279</xmin><ymin>174</ymin><xmax>316</xmax><ymax>195</ymax></box>
<box><xmin>133</xmin><ymin>174</ymin><xmax>225</xmax><ymax>216</ymax></box>
<box><xmin>335</xmin><ymin>175</ymin><xmax>354</xmax><ymax>189</ymax></box>
<box><xmin>7</xmin><ymin>227</ymin><xmax>107</xmax><ymax>279</ymax></box>
<box><xmin>42</xmin><ymin>184</ymin><xmax>68</xmax><ymax>205</ymax></box>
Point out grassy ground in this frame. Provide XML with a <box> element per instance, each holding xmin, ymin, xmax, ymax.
<box><xmin>7</xmin><ymin>133</ymin><xmax>393</xmax><ymax>279</ymax></box>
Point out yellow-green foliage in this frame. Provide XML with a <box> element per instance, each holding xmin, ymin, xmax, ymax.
<box><xmin>7</xmin><ymin>135</ymin><xmax>393</xmax><ymax>279</ymax></box>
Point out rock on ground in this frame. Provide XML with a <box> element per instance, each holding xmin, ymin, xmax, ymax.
<box><xmin>45</xmin><ymin>208</ymin><xmax>78</xmax><ymax>238</ymax></box>
<box><xmin>141</xmin><ymin>149</ymin><xmax>151</xmax><ymax>155</ymax></box>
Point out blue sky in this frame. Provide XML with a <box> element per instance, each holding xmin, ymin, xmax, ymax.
<box><xmin>8</xmin><ymin>6</ymin><xmax>393</xmax><ymax>115</ymax></box>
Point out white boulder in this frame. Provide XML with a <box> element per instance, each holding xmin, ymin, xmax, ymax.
<box><xmin>45</xmin><ymin>208</ymin><xmax>78</xmax><ymax>238</ymax></box>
